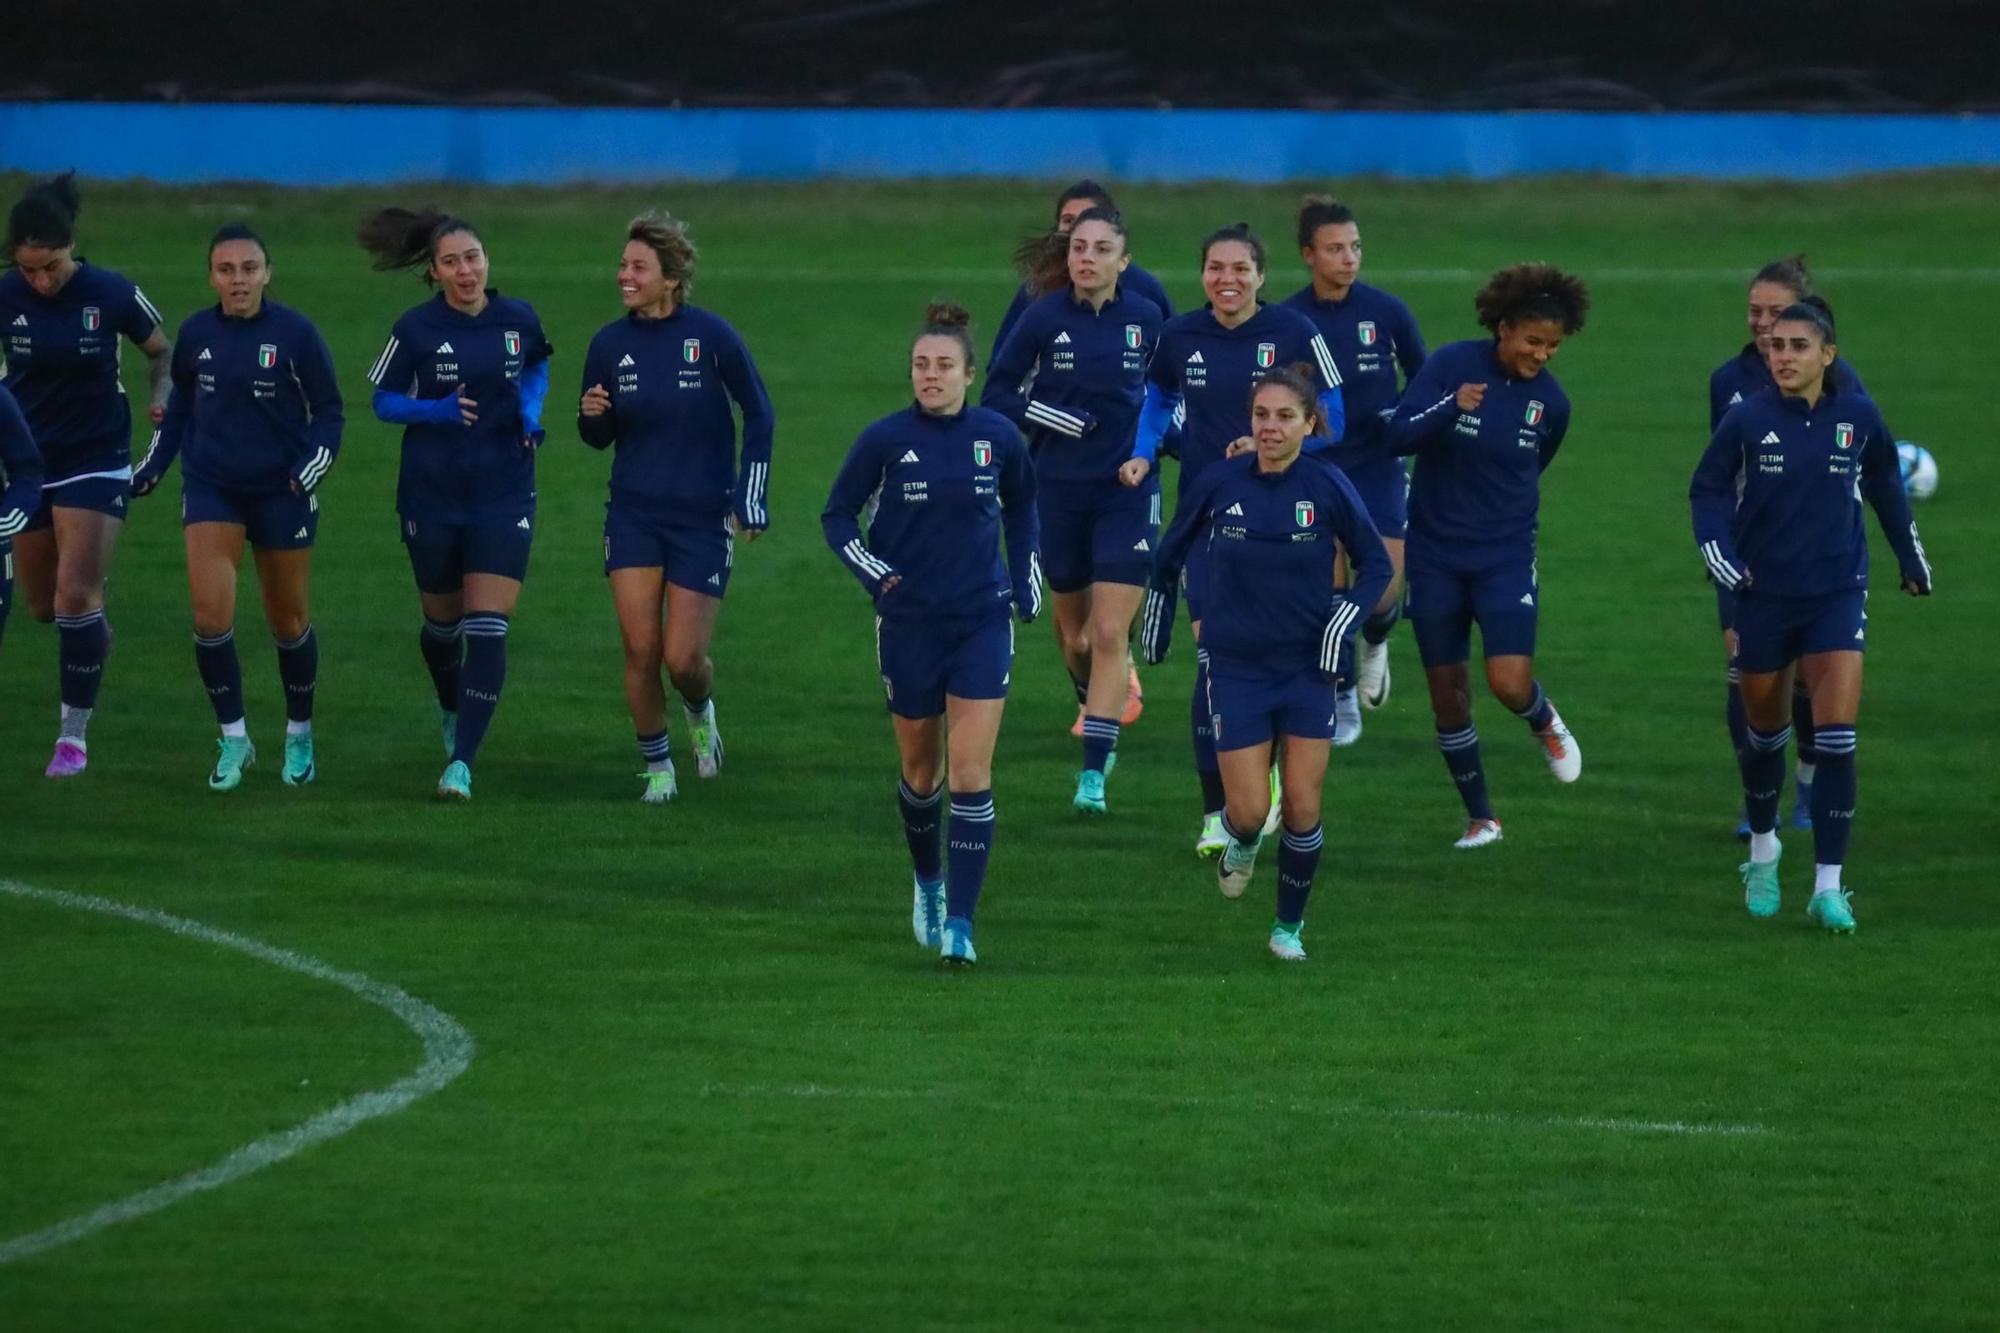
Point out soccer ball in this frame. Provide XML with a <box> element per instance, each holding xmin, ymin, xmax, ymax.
<box><xmin>1897</xmin><ymin>441</ymin><xmax>1939</xmax><ymax>501</ymax></box>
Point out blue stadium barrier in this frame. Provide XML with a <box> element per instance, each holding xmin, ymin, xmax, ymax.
<box><xmin>5</xmin><ymin>103</ymin><xmax>2000</xmax><ymax>184</ymax></box>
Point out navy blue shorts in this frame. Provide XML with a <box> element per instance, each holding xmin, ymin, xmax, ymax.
<box><xmin>1182</xmin><ymin>538</ymin><xmax>1213</xmax><ymax>625</ymax></box>
<box><xmin>182</xmin><ymin>476</ymin><xmax>318</xmax><ymax>549</ymax></box>
<box><xmin>402</xmin><ymin>513</ymin><xmax>534</xmax><ymax>594</ymax></box>
<box><xmin>26</xmin><ymin>473</ymin><xmax>130</xmax><ymax>530</ymax></box>
<box><xmin>604</xmin><ymin>506</ymin><xmax>732</xmax><ymax>595</ymax></box>
<box><xmin>1337</xmin><ymin>459</ymin><xmax>1410</xmax><ymax>541</ymax></box>
<box><xmin>1208</xmin><ymin>661</ymin><xmax>1336</xmax><ymax>751</ymax></box>
<box><xmin>1038</xmin><ymin>478</ymin><xmax>1160</xmax><ymax>594</ymax></box>
<box><xmin>876</xmin><ymin>613</ymin><xmax>1013</xmax><ymax>719</ymax></box>
<box><xmin>1407</xmin><ymin>546</ymin><xmax>1539</xmax><ymax>667</ymax></box>
<box><xmin>1732</xmin><ymin>589</ymin><xmax>1867</xmax><ymax>674</ymax></box>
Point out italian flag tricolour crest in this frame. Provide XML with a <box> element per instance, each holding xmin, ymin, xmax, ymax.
<box><xmin>1295</xmin><ymin>500</ymin><xmax>1315</xmax><ymax>527</ymax></box>
<box><xmin>1835</xmin><ymin>422</ymin><xmax>1855</xmax><ymax>450</ymax></box>
<box><xmin>973</xmin><ymin>440</ymin><xmax>993</xmax><ymax>466</ymax></box>
<box><xmin>1125</xmin><ymin>324</ymin><xmax>1143</xmax><ymax>349</ymax></box>
<box><xmin>258</xmin><ymin>343</ymin><xmax>278</xmax><ymax>369</ymax></box>
<box><xmin>82</xmin><ymin>306</ymin><xmax>101</xmax><ymax>332</ymax></box>
<box><xmin>683</xmin><ymin>338</ymin><xmax>702</xmax><ymax>364</ymax></box>
<box><xmin>1525</xmin><ymin>400</ymin><xmax>1545</xmax><ymax>426</ymax></box>
<box><xmin>1358</xmin><ymin>321</ymin><xmax>1377</xmax><ymax>345</ymax></box>
<box><xmin>504</xmin><ymin>331</ymin><xmax>522</xmax><ymax>357</ymax></box>
<box><xmin>1256</xmin><ymin>342</ymin><xmax>1276</xmax><ymax>369</ymax></box>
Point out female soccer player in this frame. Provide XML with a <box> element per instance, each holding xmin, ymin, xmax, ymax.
<box><xmin>982</xmin><ymin>207</ymin><xmax>1162</xmax><ymax>815</ymax></box>
<box><xmin>1281</xmin><ymin>196</ymin><xmax>1428</xmax><ymax>739</ymax></box>
<box><xmin>0</xmin><ymin>384</ymin><xmax>43</xmax><ymax>651</ymax></box>
<box><xmin>1708</xmin><ymin>256</ymin><xmax>1870</xmax><ymax>837</ymax></box>
<box><xmin>360</xmin><ymin>207</ymin><xmax>553</xmax><ymax>801</ymax></box>
<box><xmin>822</xmin><ymin>302</ymin><xmax>1041</xmax><ymax>966</ymax></box>
<box><xmin>1142</xmin><ymin>367</ymin><xmax>1390</xmax><ymax>960</ymax></box>
<box><xmin>578</xmin><ymin>212</ymin><xmax>775</xmax><ymax>802</ymax></box>
<box><xmin>1691</xmin><ymin>298</ymin><xmax>1930</xmax><ymax>933</ymax></box>
<box><xmin>1</xmin><ymin>172</ymin><xmax>172</xmax><ymax>776</ymax></box>
<box><xmin>1128</xmin><ymin>222</ymin><xmax>1346</xmax><ymax>856</ymax></box>
<box><xmin>132</xmin><ymin>224</ymin><xmax>343</xmax><ymax>790</ymax></box>
<box><xmin>1380</xmin><ymin>263</ymin><xmax>1588</xmax><ymax>849</ymax></box>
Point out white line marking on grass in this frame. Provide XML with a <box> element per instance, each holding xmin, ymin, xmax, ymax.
<box><xmin>702</xmin><ymin>1081</ymin><xmax>1770</xmax><ymax>1139</ymax></box>
<box><xmin>0</xmin><ymin>882</ymin><xmax>475</xmax><ymax>1265</ymax></box>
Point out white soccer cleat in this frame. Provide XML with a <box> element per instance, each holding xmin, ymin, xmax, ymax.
<box><xmin>1195</xmin><ymin>813</ymin><xmax>1228</xmax><ymax>858</ymax></box>
<box><xmin>639</xmin><ymin>763</ymin><xmax>678</xmax><ymax>804</ymax></box>
<box><xmin>1218</xmin><ymin>835</ymin><xmax>1261</xmax><ymax>899</ymax></box>
<box><xmin>1357</xmin><ymin>638</ymin><xmax>1391</xmax><ymax>709</ymax></box>
<box><xmin>1453</xmin><ymin>818</ymin><xmax>1503</xmax><ymax>850</ymax></box>
<box><xmin>1535</xmin><ymin>709</ymin><xmax>1581</xmax><ymax>783</ymax></box>
<box><xmin>686</xmin><ymin>699</ymin><xmax>724</xmax><ymax>778</ymax></box>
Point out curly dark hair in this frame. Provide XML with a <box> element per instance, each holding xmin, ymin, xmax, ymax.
<box><xmin>1296</xmin><ymin>194</ymin><xmax>1356</xmax><ymax>250</ymax></box>
<box><xmin>6</xmin><ymin>171</ymin><xmax>81</xmax><ymax>256</ymax></box>
<box><xmin>1474</xmin><ymin>262</ymin><xmax>1590</xmax><ymax>335</ymax></box>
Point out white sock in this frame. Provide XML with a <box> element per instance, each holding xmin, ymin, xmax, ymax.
<box><xmin>1797</xmin><ymin>761</ymin><xmax>1817</xmax><ymax>785</ymax></box>
<box><xmin>1814</xmin><ymin>864</ymin><xmax>1843</xmax><ymax>893</ymax></box>
<box><xmin>59</xmin><ymin>703</ymin><xmax>92</xmax><ymax>741</ymax></box>
<box><xmin>286</xmin><ymin>719</ymin><xmax>312</xmax><ymax>737</ymax></box>
<box><xmin>221</xmin><ymin>719</ymin><xmax>248</xmax><ymax>739</ymax></box>
<box><xmin>1750</xmin><ymin>830</ymin><xmax>1780</xmax><ymax>863</ymax></box>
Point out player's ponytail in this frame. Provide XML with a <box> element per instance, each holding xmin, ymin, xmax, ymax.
<box><xmin>357</xmin><ymin>206</ymin><xmax>480</xmax><ymax>283</ymax></box>
<box><xmin>1475</xmin><ymin>262</ymin><xmax>1590</xmax><ymax>335</ymax></box>
<box><xmin>1752</xmin><ymin>253</ymin><xmax>1813</xmax><ymax>300</ymax></box>
<box><xmin>916</xmin><ymin>300</ymin><xmax>976</xmax><ymax>367</ymax></box>
<box><xmin>1013</xmin><ymin>228</ymin><xmax>1070</xmax><ymax>299</ymax></box>
<box><xmin>6</xmin><ymin>171</ymin><xmax>82</xmax><ymax>257</ymax></box>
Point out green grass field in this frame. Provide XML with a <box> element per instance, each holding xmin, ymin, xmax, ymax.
<box><xmin>1</xmin><ymin>174</ymin><xmax>1995</xmax><ymax>1331</ymax></box>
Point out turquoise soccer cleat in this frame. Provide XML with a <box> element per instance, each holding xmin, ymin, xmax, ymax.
<box><xmin>1218</xmin><ymin>831</ymin><xmax>1262</xmax><ymax>899</ymax></box>
<box><xmin>437</xmin><ymin>759</ymin><xmax>472</xmax><ymax>801</ymax></box>
<box><xmin>1740</xmin><ymin>849</ymin><xmax>1782</xmax><ymax>918</ymax></box>
<box><xmin>1806</xmin><ymin>887</ymin><xmax>1856</xmax><ymax>934</ymax></box>
<box><xmin>1073</xmin><ymin>768</ymin><xmax>1107</xmax><ymax>816</ymax></box>
<box><xmin>208</xmin><ymin>735</ymin><xmax>256</xmax><ymax>792</ymax></box>
<box><xmin>1269</xmin><ymin>920</ymin><xmax>1307</xmax><ymax>962</ymax></box>
<box><xmin>940</xmin><ymin>915</ymin><xmax>977</xmax><ymax>966</ymax></box>
<box><xmin>911</xmin><ymin>875</ymin><xmax>945</xmax><ymax>949</ymax></box>
<box><xmin>281</xmin><ymin>732</ymin><xmax>316</xmax><ymax>786</ymax></box>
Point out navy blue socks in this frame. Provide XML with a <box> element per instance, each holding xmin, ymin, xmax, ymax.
<box><xmin>452</xmin><ymin>613</ymin><xmax>509</xmax><ymax>765</ymax></box>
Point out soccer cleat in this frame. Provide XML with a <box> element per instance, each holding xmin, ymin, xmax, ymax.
<box><xmin>1333</xmin><ymin>688</ymin><xmax>1362</xmax><ymax>747</ymax></box>
<box><xmin>437</xmin><ymin>759</ymin><xmax>472</xmax><ymax>801</ymax></box>
<box><xmin>1535</xmin><ymin>709</ymin><xmax>1582</xmax><ymax>783</ymax></box>
<box><xmin>1218</xmin><ymin>833</ymin><xmax>1261</xmax><ymax>899</ymax></box>
<box><xmin>1073</xmin><ymin>768</ymin><xmax>1108</xmax><ymax>815</ymax></box>
<box><xmin>1195</xmin><ymin>812</ymin><xmax>1228</xmax><ymax>858</ymax></box>
<box><xmin>44</xmin><ymin>738</ymin><xmax>88</xmax><ymax>778</ymax></box>
<box><xmin>207</xmin><ymin>735</ymin><xmax>256</xmax><ymax>792</ymax></box>
<box><xmin>1261</xmin><ymin>767</ymin><xmax>1283</xmax><ymax>837</ymax></box>
<box><xmin>1121</xmin><ymin>663</ymin><xmax>1145</xmax><ymax>725</ymax></box>
<box><xmin>1736</xmin><ymin>808</ymin><xmax>1752</xmax><ymax>841</ymax></box>
<box><xmin>911</xmin><ymin>875</ymin><xmax>945</xmax><ymax>949</ymax></box>
<box><xmin>1453</xmin><ymin>818</ymin><xmax>1503</xmax><ymax>850</ymax></box>
<box><xmin>1069</xmin><ymin>706</ymin><xmax>1085</xmax><ymax>739</ymax></box>
<box><xmin>440</xmin><ymin>708</ymin><xmax>458</xmax><ymax>758</ymax></box>
<box><xmin>940</xmin><ymin>915</ymin><xmax>977</xmax><ymax>965</ymax></box>
<box><xmin>1740</xmin><ymin>849</ymin><xmax>1781</xmax><ymax>918</ymax></box>
<box><xmin>281</xmin><ymin>733</ymin><xmax>316</xmax><ymax>786</ymax></box>
<box><xmin>638</xmin><ymin>763</ymin><xmax>678</xmax><ymax>804</ymax></box>
<box><xmin>1790</xmin><ymin>780</ymin><xmax>1814</xmax><ymax>830</ymax></box>
<box><xmin>1268</xmin><ymin>920</ymin><xmax>1307</xmax><ymax>962</ymax></box>
<box><xmin>1806</xmin><ymin>886</ymin><xmax>1855</xmax><ymax>934</ymax></box>
<box><xmin>1358</xmin><ymin>637</ymin><xmax>1391</xmax><ymax>709</ymax></box>
<box><xmin>687</xmin><ymin>700</ymin><xmax>723</xmax><ymax>778</ymax></box>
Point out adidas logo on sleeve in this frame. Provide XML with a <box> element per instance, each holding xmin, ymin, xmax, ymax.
<box><xmin>1052</xmin><ymin>331</ymin><xmax>1072</xmax><ymax>344</ymax></box>
<box><xmin>1187</xmin><ymin>351</ymin><xmax>1205</xmax><ymax>364</ymax></box>
<box><xmin>9</xmin><ymin>314</ymin><xmax>25</xmax><ymax>326</ymax></box>
<box><xmin>436</xmin><ymin>342</ymin><xmax>455</xmax><ymax>354</ymax></box>
<box><xmin>1132</xmin><ymin>539</ymin><xmax>1150</xmax><ymax>552</ymax></box>
<box><xmin>1761</xmin><ymin>431</ymin><xmax>1782</xmax><ymax>444</ymax></box>
<box><xmin>516</xmin><ymin>516</ymin><xmax>531</xmax><ymax>530</ymax></box>
<box><xmin>618</xmin><ymin>354</ymin><xmax>635</xmax><ymax>367</ymax></box>
<box><xmin>198</xmin><ymin>348</ymin><xmax>213</xmax><ymax>361</ymax></box>
<box><xmin>1224</xmin><ymin>502</ymin><xmax>1244</xmax><ymax>515</ymax></box>
<box><xmin>899</xmin><ymin>450</ymin><xmax>921</xmax><ymax>464</ymax></box>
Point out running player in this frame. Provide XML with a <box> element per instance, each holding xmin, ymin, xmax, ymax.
<box><xmin>1142</xmin><ymin>366</ymin><xmax>1390</xmax><ymax>960</ymax></box>
<box><xmin>0</xmin><ymin>384</ymin><xmax>42</xmax><ymax>651</ymax></box>
<box><xmin>1385</xmin><ymin>263</ymin><xmax>1587</xmax><ymax>849</ymax></box>
<box><xmin>2</xmin><ymin>172</ymin><xmax>172</xmax><ymax>776</ymax></box>
<box><xmin>1709</xmin><ymin>255</ymin><xmax>1870</xmax><ymax>837</ymax></box>
<box><xmin>579</xmin><ymin>212</ymin><xmax>774</xmax><ymax>803</ymax></box>
<box><xmin>822</xmin><ymin>302</ymin><xmax>1041</xmax><ymax>966</ymax></box>
<box><xmin>360</xmin><ymin>207</ymin><xmax>553</xmax><ymax>801</ymax></box>
<box><xmin>1281</xmin><ymin>195</ymin><xmax>1427</xmax><ymax>742</ymax></box>
<box><xmin>1128</xmin><ymin>222</ymin><xmax>1346</xmax><ymax>856</ymax></box>
<box><xmin>132</xmin><ymin>224</ymin><xmax>343</xmax><ymax>790</ymax></box>
<box><xmin>1691</xmin><ymin>297</ymin><xmax>1930</xmax><ymax>933</ymax></box>
<box><xmin>982</xmin><ymin>206</ymin><xmax>1162</xmax><ymax>815</ymax></box>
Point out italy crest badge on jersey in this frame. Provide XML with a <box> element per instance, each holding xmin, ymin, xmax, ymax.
<box><xmin>1256</xmin><ymin>342</ymin><xmax>1276</xmax><ymax>369</ymax></box>
<box><xmin>1835</xmin><ymin>422</ymin><xmax>1855</xmax><ymax>450</ymax></box>
<box><xmin>973</xmin><ymin>440</ymin><xmax>994</xmax><ymax>467</ymax></box>
<box><xmin>683</xmin><ymin>338</ymin><xmax>702</xmax><ymax>364</ymax></box>
<box><xmin>1357</xmin><ymin>321</ymin><xmax>1377</xmax><ymax>346</ymax></box>
<box><xmin>504</xmin><ymin>331</ymin><xmax>522</xmax><ymax>357</ymax></box>
<box><xmin>258</xmin><ymin>343</ymin><xmax>278</xmax><ymax>369</ymax></box>
<box><xmin>1295</xmin><ymin>500</ymin><xmax>1315</xmax><ymax>527</ymax></box>
<box><xmin>1524</xmin><ymin>400</ymin><xmax>1545</xmax><ymax>426</ymax></box>
<box><xmin>1124</xmin><ymin>324</ymin><xmax>1143</xmax><ymax>349</ymax></box>
<box><xmin>82</xmin><ymin>306</ymin><xmax>101</xmax><ymax>332</ymax></box>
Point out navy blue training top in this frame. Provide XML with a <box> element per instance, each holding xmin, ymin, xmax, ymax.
<box><xmin>577</xmin><ymin>304</ymin><xmax>775</xmax><ymax>529</ymax></box>
<box><xmin>981</xmin><ymin>285</ymin><xmax>1164</xmax><ymax>484</ymax></box>
<box><xmin>1280</xmin><ymin>280</ymin><xmax>1427</xmax><ymax>479</ymax></box>
<box><xmin>1710</xmin><ymin>343</ymin><xmax>1868</xmax><ymax>432</ymax></box>
<box><xmin>0</xmin><ymin>261</ymin><xmax>163</xmax><ymax>477</ymax></box>
<box><xmin>990</xmin><ymin>262</ymin><xmax>1173</xmax><ymax>367</ymax></box>
<box><xmin>0</xmin><ymin>383</ymin><xmax>44</xmax><ymax>540</ymax></box>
